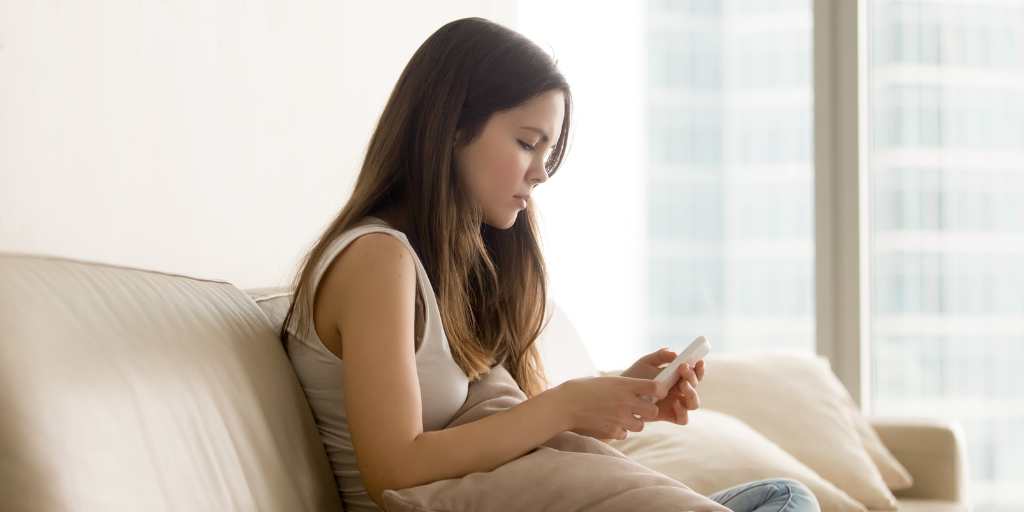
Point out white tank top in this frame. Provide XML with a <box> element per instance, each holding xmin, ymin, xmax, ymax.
<box><xmin>284</xmin><ymin>216</ymin><xmax>470</xmax><ymax>512</ymax></box>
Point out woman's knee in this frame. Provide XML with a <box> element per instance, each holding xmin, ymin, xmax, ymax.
<box><xmin>776</xmin><ymin>479</ymin><xmax>811</xmax><ymax>494</ymax></box>
<box><xmin>772</xmin><ymin>479</ymin><xmax>819</xmax><ymax>511</ymax></box>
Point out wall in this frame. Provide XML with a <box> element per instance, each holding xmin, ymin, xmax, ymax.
<box><xmin>0</xmin><ymin>0</ymin><xmax>514</xmax><ymax>289</ymax></box>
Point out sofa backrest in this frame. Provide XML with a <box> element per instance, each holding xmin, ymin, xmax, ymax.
<box><xmin>0</xmin><ymin>253</ymin><xmax>342</xmax><ymax>512</ymax></box>
<box><xmin>246</xmin><ymin>286</ymin><xmax>601</xmax><ymax>390</ymax></box>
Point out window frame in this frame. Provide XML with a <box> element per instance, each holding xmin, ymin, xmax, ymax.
<box><xmin>813</xmin><ymin>0</ymin><xmax>873</xmax><ymax>411</ymax></box>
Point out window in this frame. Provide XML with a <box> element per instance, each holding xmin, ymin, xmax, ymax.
<box><xmin>518</xmin><ymin>0</ymin><xmax>1023</xmax><ymax>509</ymax></box>
<box><xmin>516</xmin><ymin>0</ymin><xmax>814</xmax><ymax>364</ymax></box>
<box><xmin>868</xmin><ymin>1</ymin><xmax>1024</xmax><ymax>510</ymax></box>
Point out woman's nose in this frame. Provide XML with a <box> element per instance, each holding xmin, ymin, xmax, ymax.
<box><xmin>529</xmin><ymin>164</ymin><xmax>549</xmax><ymax>185</ymax></box>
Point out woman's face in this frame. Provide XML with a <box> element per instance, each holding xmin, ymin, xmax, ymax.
<box><xmin>454</xmin><ymin>89</ymin><xmax>565</xmax><ymax>229</ymax></box>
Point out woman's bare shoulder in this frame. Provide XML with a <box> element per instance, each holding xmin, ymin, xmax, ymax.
<box><xmin>316</xmin><ymin>231</ymin><xmax>417</xmax><ymax>337</ymax></box>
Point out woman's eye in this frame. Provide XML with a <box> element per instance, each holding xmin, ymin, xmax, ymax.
<box><xmin>517</xmin><ymin>140</ymin><xmax>535</xmax><ymax>151</ymax></box>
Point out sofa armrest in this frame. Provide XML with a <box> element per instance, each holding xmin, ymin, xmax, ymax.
<box><xmin>869</xmin><ymin>416</ymin><xmax>968</xmax><ymax>503</ymax></box>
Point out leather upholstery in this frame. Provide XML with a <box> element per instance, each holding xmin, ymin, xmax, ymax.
<box><xmin>0</xmin><ymin>253</ymin><xmax>342</xmax><ymax>512</ymax></box>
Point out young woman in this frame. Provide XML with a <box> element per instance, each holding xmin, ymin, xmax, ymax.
<box><xmin>279</xmin><ymin>16</ymin><xmax>821</xmax><ymax>512</ymax></box>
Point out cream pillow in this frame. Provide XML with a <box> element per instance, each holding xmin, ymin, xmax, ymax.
<box><xmin>611</xmin><ymin>410</ymin><xmax>867</xmax><ymax>511</ymax></box>
<box><xmin>383</xmin><ymin>445</ymin><xmax>734</xmax><ymax>512</ymax></box>
<box><xmin>852</xmin><ymin>409</ymin><xmax>914</xmax><ymax>491</ymax></box>
<box><xmin>381</xmin><ymin>364</ymin><xmax>733</xmax><ymax>512</ymax></box>
<box><xmin>695</xmin><ymin>351</ymin><xmax>904</xmax><ymax>510</ymax></box>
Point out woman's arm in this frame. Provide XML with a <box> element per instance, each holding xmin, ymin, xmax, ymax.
<box><xmin>325</xmin><ymin>233</ymin><xmax>572</xmax><ymax>508</ymax></box>
<box><xmin>401</xmin><ymin>388</ymin><xmax>568</xmax><ymax>492</ymax></box>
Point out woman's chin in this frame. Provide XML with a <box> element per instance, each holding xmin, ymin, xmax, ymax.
<box><xmin>482</xmin><ymin>211</ymin><xmax>520</xmax><ymax>230</ymax></box>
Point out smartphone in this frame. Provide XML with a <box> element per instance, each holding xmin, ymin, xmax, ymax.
<box><xmin>642</xmin><ymin>335</ymin><xmax>711</xmax><ymax>403</ymax></box>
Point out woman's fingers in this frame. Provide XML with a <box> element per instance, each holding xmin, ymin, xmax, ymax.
<box><xmin>676</xmin><ymin>364</ymin><xmax>700</xmax><ymax>392</ymax></box>
<box><xmin>676</xmin><ymin>379</ymin><xmax>700</xmax><ymax>410</ymax></box>
<box><xmin>673</xmin><ymin>399</ymin><xmax>688</xmax><ymax>425</ymax></box>
<box><xmin>632</xmin><ymin>400</ymin><xmax>660</xmax><ymax>421</ymax></box>
<box><xmin>613</xmin><ymin>425</ymin><xmax>628</xmax><ymax>440</ymax></box>
<box><xmin>643</xmin><ymin>348</ymin><xmax>676</xmax><ymax>365</ymax></box>
<box><xmin>623</xmin><ymin>416</ymin><xmax>645</xmax><ymax>433</ymax></box>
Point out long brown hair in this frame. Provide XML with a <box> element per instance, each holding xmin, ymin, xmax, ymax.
<box><xmin>279</xmin><ymin>17</ymin><xmax>572</xmax><ymax>398</ymax></box>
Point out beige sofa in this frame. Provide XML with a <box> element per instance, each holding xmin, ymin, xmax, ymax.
<box><xmin>0</xmin><ymin>253</ymin><xmax>968</xmax><ymax>511</ymax></box>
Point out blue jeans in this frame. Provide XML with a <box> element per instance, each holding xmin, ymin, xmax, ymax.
<box><xmin>707</xmin><ymin>478</ymin><xmax>821</xmax><ymax>512</ymax></box>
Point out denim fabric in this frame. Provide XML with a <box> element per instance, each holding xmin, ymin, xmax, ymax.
<box><xmin>707</xmin><ymin>478</ymin><xmax>821</xmax><ymax>512</ymax></box>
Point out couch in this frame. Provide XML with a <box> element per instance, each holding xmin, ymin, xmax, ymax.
<box><xmin>0</xmin><ymin>253</ymin><xmax>968</xmax><ymax>511</ymax></box>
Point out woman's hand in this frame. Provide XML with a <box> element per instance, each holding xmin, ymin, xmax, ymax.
<box><xmin>620</xmin><ymin>347</ymin><xmax>706</xmax><ymax>425</ymax></box>
<box><xmin>552</xmin><ymin>375</ymin><xmax>667</xmax><ymax>441</ymax></box>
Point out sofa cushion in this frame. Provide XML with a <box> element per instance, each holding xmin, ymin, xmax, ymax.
<box><xmin>611</xmin><ymin>410</ymin><xmax>868</xmax><ymax>512</ymax></box>
<box><xmin>853</xmin><ymin>413</ymin><xmax>914</xmax><ymax>491</ymax></box>
<box><xmin>246</xmin><ymin>286</ymin><xmax>294</xmax><ymax>336</ymax></box>
<box><xmin>528</xmin><ymin>304</ymin><xmax>913</xmax><ymax>497</ymax></box>
<box><xmin>0</xmin><ymin>254</ymin><xmax>341</xmax><ymax>512</ymax></box>
<box><xmin>533</xmin><ymin>301</ymin><xmax>600</xmax><ymax>387</ymax></box>
<box><xmin>696</xmin><ymin>351</ymin><xmax>904</xmax><ymax>510</ymax></box>
<box><xmin>896</xmin><ymin>499</ymin><xmax>968</xmax><ymax>512</ymax></box>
